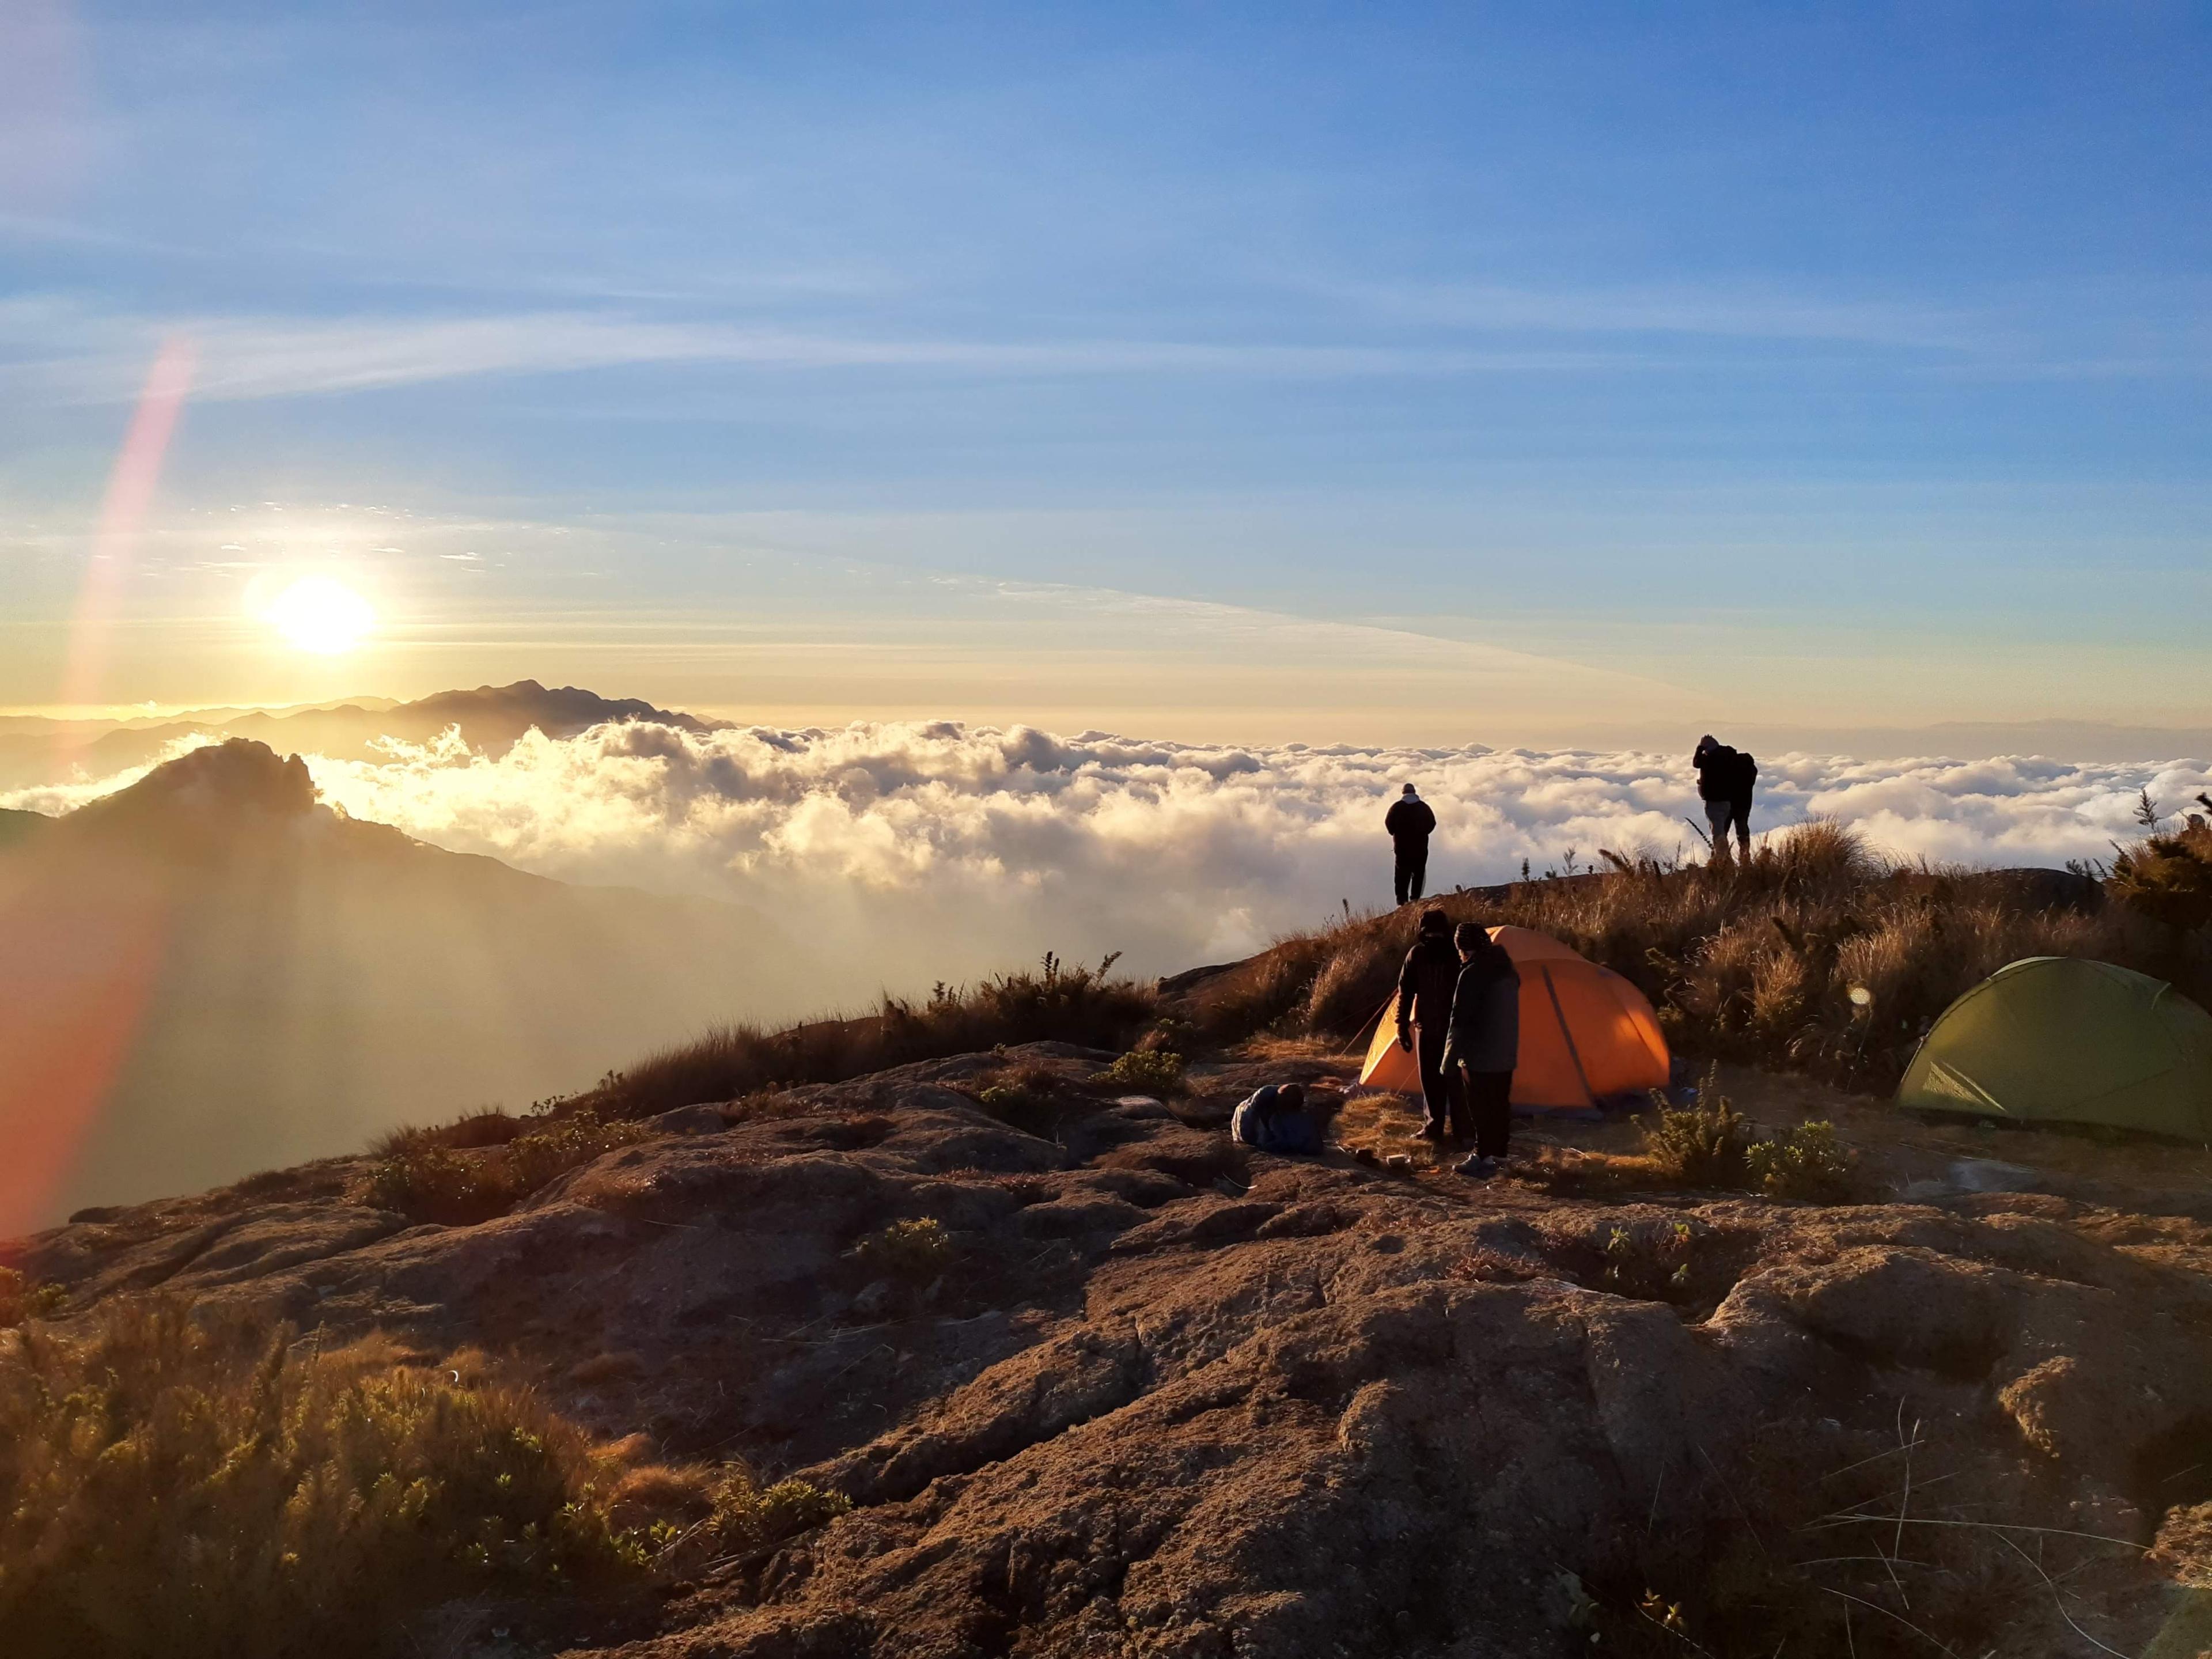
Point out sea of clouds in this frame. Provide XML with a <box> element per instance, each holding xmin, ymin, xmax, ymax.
<box><xmin>14</xmin><ymin>720</ymin><xmax>2207</xmax><ymax>1017</ymax></box>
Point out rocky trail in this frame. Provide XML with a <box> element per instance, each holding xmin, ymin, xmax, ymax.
<box><xmin>12</xmin><ymin>1046</ymin><xmax>2212</xmax><ymax>1657</ymax></box>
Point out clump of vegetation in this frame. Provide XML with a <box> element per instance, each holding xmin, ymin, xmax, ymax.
<box><xmin>1634</xmin><ymin>1078</ymin><xmax>1752</xmax><ymax>1188</ymax></box>
<box><xmin>850</xmin><ymin>1217</ymin><xmax>953</xmax><ymax>1285</ymax></box>
<box><xmin>0</xmin><ymin>1300</ymin><xmax>645</xmax><ymax>1659</ymax></box>
<box><xmin>585</xmin><ymin>953</ymin><xmax>1157</xmax><ymax>1121</ymax></box>
<box><xmin>974</xmin><ymin>1062</ymin><xmax>1066</xmax><ymax>1134</ymax></box>
<box><xmin>362</xmin><ymin>1111</ymin><xmax>648</xmax><ymax>1224</ymax></box>
<box><xmin>1600</xmin><ymin>1220</ymin><xmax>1696</xmax><ymax>1299</ymax></box>
<box><xmin>618</xmin><ymin>1464</ymin><xmax>852</xmax><ymax>1575</ymax></box>
<box><xmin>1092</xmin><ymin>1047</ymin><xmax>1186</xmax><ymax>1094</ymax></box>
<box><xmin>2111</xmin><ymin>803</ymin><xmax>2212</xmax><ymax>931</ymax></box>
<box><xmin>0</xmin><ymin>1267</ymin><xmax>67</xmax><ymax>1328</ymax></box>
<box><xmin>1746</xmin><ymin>1119</ymin><xmax>1857</xmax><ymax>1201</ymax></box>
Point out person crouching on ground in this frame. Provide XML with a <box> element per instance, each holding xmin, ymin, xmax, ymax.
<box><xmin>1395</xmin><ymin>907</ymin><xmax>1462</xmax><ymax>1142</ymax></box>
<box><xmin>1385</xmin><ymin>782</ymin><xmax>1436</xmax><ymax>906</ymax></box>
<box><xmin>1443</xmin><ymin>922</ymin><xmax>1518</xmax><ymax>1180</ymax></box>
<box><xmin>1230</xmin><ymin>1081</ymin><xmax>1323</xmax><ymax>1155</ymax></box>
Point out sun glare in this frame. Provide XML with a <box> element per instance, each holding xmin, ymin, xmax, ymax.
<box><xmin>266</xmin><ymin>577</ymin><xmax>374</xmax><ymax>655</ymax></box>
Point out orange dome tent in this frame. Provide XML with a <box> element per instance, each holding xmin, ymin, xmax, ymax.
<box><xmin>1358</xmin><ymin>926</ymin><xmax>1670</xmax><ymax>1110</ymax></box>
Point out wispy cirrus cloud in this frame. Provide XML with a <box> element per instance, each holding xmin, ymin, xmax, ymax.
<box><xmin>1320</xmin><ymin>279</ymin><xmax>1991</xmax><ymax>352</ymax></box>
<box><xmin>0</xmin><ymin>296</ymin><xmax>1643</xmax><ymax>406</ymax></box>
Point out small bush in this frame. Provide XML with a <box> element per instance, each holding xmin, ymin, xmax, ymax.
<box><xmin>362</xmin><ymin>1113</ymin><xmax>648</xmax><ymax>1224</ymax></box>
<box><xmin>0</xmin><ymin>1300</ymin><xmax>645</xmax><ymax>1659</ymax></box>
<box><xmin>627</xmin><ymin>1467</ymin><xmax>853</xmax><ymax>1574</ymax></box>
<box><xmin>1747</xmin><ymin>1120</ymin><xmax>1856</xmax><ymax>1202</ymax></box>
<box><xmin>850</xmin><ymin>1217</ymin><xmax>953</xmax><ymax>1285</ymax></box>
<box><xmin>2112</xmin><ymin>814</ymin><xmax>2212</xmax><ymax>930</ymax></box>
<box><xmin>0</xmin><ymin>1268</ymin><xmax>66</xmax><ymax>1328</ymax></box>
<box><xmin>1635</xmin><ymin>1076</ymin><xmax>1752</xmax><ymax>1188</ymax></box>
<box><xmin>1599</xmin><ymin>1220</ymin><xmax>1696</xmax><ymax>1299</ymax></box>
<box><xmin>1092</xmin><ymin>1048</ymin><xmax>1187</xmax><ymax>1094</ymax></box>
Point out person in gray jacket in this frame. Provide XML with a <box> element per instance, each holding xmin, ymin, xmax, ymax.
<box><xmin>1441</xmin><ymin>922</ymin><xmax>1519</xmax><ymax>1179</ymax></box>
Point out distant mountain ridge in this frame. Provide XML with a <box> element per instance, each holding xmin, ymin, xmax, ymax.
<box><xmin>0</xmin><ymin>680</ymin><xmax>723</xmax><ymax>793</ymax></box>
<box><xmin>0</xmin><ymin>737</ymin><xmax>813</xmax><ymax>1232</ymax></box>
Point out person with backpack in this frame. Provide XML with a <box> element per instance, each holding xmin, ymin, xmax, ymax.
<box><xmin>1692</xmin><ymin>734</ymin><xmax>1757</xmax><ymax>862</ymax></box>
<box><xmin>1230</xmin><ymin>1081</ymin><xmax>1323</xmax><ymax>1154</ymax></box>
<box><xmin>1393</xmin><ymin>907</ymin><xmax>1462</xmax><ymax>1140</ymax></box>
<box><xmin>1442</xmin><ymin>922</ymin><xmax>1520</xmax><ymax>1179</ymax></box>
<box><xmin>1384</xmin><ymin>782</ymin><xmax>1437</xmax><ymax>906</ymax></box>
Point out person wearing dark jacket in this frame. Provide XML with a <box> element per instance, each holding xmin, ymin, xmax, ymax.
<box><xmin>1442</xmin><ymin>922</ymin><xmax>1519</xmax><ymax>1178</ymax></box>
<box><xmin>1384</xmin><ymin>783</ymin><xmax>1437</xmax><ymax>905</ymax></box>
<box><xmin>1394</xmin><ymin>907</ymin><xmax>1461</xmax><ymax>1139</ymax></box>
<box><xmin>1692</xmin><ymin>734</ymin><xmax>1756</xmax><ymax>861</ymax></box>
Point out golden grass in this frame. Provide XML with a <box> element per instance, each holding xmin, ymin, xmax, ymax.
<box><xmin>580</xmin><ymin>953</ymin><xmax>1159</xmax><ymax>1122</ymax></box>
<box><xmin>0</xmin><ymin>1300</ymin><xmax>849</xmax><ymax>1659</ymax></box>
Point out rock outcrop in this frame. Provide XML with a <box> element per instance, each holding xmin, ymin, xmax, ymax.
<box><xmin>9</xmin><ymin>1047</ymin><xmax>2210</xmax><ymax>1655</ymax></box>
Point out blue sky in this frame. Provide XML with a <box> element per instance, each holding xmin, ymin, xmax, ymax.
<box><xmin>2</xmin><ymin>2</ymin><xmax>2207</xmax><ymax>740</ymax></box>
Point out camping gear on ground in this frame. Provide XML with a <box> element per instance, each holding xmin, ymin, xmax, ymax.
<box><xmin>1897</xmin><ymin>956</ymin><xmax>2212</xmax><ymax>1138</ymax></box>
<box><xmin>1231</xmin><ymin>1084</ymin><xmax>1324</xmax><ymax>1154</ymax></box>
<box><xmin>1358</xmin><ymin>926</ymin><xmax>1671</xmax><ymax>1111</ymax></box>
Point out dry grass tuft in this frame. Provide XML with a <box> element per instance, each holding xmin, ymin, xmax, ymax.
<box><xmin>585</xmin><ymin>953</ymin><xmax>1157</xmax><ymax>1121</ymax></box>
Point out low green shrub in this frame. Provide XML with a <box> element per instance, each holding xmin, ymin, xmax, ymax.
<box><xmin>1747</xmin><ymin>1120</ymin><xmax>1857</xmax><ymax>1202</ymax></box>
<box><xmin>1092</xmin><ymin>1048</ymin><xmax>1187</xmax><ymax>1094</ymax></box>
<box><xmin>850</xmin><ymin>1217</ymin><xmax>953</xmax><ymax>1285</ymax></box>
<box><xmin>362</xmin><ymin>1113</ymin><xmax>648</xmax><ymax>1224</ymax></box>
<box><xmin>1599</xmin><ymin>1219</ymin><xmax>1696</xmax><ymax>1299</ymax></box>
<box><xmin>0</xmin><ymin>1267</ymin><xmax>67</xmax><ymax>1328</ymax></box>
<box><xmin>1634</xmin><ymin>1074</ymin><xmax>1752</xmax><ymax>1188</ymax></box>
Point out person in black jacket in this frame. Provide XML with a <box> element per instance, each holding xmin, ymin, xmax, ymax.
<box><xmin>1442</xmin><ymin>922</ymin><xmax>1520</xmax><ymax>1178</ymax></box>
<box><xmin>1394</xmin><ymin>907</ymin><xmax>1462</xmax><ymax>1139</ymax></box>
<box><xmin>1692</xmin><ymin>735</ymin><xmax>1756</xmax><ymax>862</ymax></box>
<box><xmin>1384</xmin><ymin>783</ymin><xmax>1436</xmax><ymax>905</ymax></box>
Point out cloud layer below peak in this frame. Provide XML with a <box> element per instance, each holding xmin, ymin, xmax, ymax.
<box><xmin>264</xmin><ymin>725</ymin><xmax>2212</xmax><ymax>1010</ymax></box>
<box><xmin>12</xmin><ymin>718</ymin><xmax>2206</xmax><ymax>1017</ymax></box>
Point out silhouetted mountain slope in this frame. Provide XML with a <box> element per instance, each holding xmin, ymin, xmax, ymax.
<box><xmin>0</xmin><ymin>739</ymin><xmax>812</xmax><ymax>1230</ymax></box>
<box><xmin>0</xmin><ymin>680</ymin><xmax>720</xmax><ymax>790</ymax></box>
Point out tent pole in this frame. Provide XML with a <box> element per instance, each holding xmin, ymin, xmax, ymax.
<box><xmin>1541</xmin><ymin>965</ymin><xmax>1599</xmax><ymax>1108</ymax></box>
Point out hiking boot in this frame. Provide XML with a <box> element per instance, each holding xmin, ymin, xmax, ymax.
<box><xmin>1417</xmin><ymin>1123</ymin><xmax>1446</xmax><ymax>1142</ymax></box>
<box><xmin>1456</xmin><ymin>1153</ymin><xmax>1496</xmax><ymax>1180</ymax></box>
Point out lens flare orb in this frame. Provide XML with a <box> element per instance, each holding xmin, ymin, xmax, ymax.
<box><xmin>266</xmin><ymin>577</ymin><xmax>374</xmax><ymax>654</ymax></box>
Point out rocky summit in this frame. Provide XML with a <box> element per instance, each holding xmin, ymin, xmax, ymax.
<box><xmin>11</xmin><ymin>1042</ymin><xmax>2212</xmax><ymax>1657</ymax></box>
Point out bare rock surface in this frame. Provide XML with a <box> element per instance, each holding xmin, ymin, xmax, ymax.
<box><xmin>8</xmin><ymin>1046</ymin><xmax>2211</xmax><ymax>1655</ymax></box>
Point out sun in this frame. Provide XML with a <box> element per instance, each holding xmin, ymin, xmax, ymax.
<box><xmin>266</xmin><ymin>576</ymin><xmax>374</xmax><ymax>655</ymax></box>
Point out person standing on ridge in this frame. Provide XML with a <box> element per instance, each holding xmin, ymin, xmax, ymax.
<box><xmin>1444</xmin><ymin>922</ymin><xmax>1520</xmax><ymax>1179</ymax></box>
<box><xmin>1692</xmin><ymin>734</ymin><xmax>1757</xmax><ymax>862</ymax></box>
<box><xmin>1385</xmin><ymin>782</ymin><xmax>1437</xmax><ymax>906</ymax></box>
<box><xmin>1395</xmin><ymin>908</ymin><xmax>1463</xmax><ymax>1141</ymax></box>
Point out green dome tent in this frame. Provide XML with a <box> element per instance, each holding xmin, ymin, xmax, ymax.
<box><xmin>1898</xmin><ymin>957</ymin><xmax>2212</xmax><ymax>1139</ymax></box>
